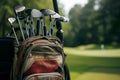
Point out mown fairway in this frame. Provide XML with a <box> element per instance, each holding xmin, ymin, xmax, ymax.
<box><xmin>64</xmin><ymin>47</ymin><xmax>120</xmax><ymax>80</ymax></box>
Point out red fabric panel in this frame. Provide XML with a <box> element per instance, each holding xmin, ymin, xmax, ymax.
<box><xmin>24</xmin><ymin>60</ymin><xmax>58</xmax><ymax>76</ymax></box>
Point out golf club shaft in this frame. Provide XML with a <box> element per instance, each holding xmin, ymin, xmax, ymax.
<box><xmin>43</xmin><ymin>26</ymin><xmax>47</xmax><ymax>36</ymax></box>
<box><xmin>24</xmin><ymin>18</ymin><xmax>29</xmax><ymax>38</ymax></box>
<box><xmin>29</xmin><ymin>17</ymin><xmax>35</xmax><ymax>36</ymax></box>
<box><xmin>40</xmin><ymin>18</ymin><xmax>44</xmax><ymax>36</ymax></box>
<box><xmin>51</xmin><ymin>20</ymin><xmax>56</xmax><ymax>36</ymax></box>
<box><xmin>16</xmin><ymin>16</ymin><xmax>25</xmax><ymax>40</ymax></box>
<box><xmin>25</xmin><ymin>24</ymin><xmax>29</xmax><ymax>38</ymax></box>
<box><xmin>11</xmin><ymin>25</ymin><xmax>20</xmax><ymax>45</ymax></box>
<box><xmin>36</xmin><ymin>20</ymin><xmax>40</xmax><ymax>36</ymax></box>
<box><xmin>48</xmin><ymin>16</ymin><xmax>52</xmax><ymax>36</ymax></box>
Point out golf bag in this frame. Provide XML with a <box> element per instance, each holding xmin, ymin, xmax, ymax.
<box><xmin>11</xmin><ymin>36</ymin><xmax>69</xmax><ymax>80</ymax></box>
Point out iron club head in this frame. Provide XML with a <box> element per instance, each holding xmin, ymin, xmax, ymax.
<box><xmin>14</xmin><ymin>5</ymin><xmax>25</xmax><ymax>13</ymax></box>
<box><xmin>31</xmin><ymin>9</ymin><xmax>43</xmax><ymax>18</ymax></box>
<box><xmin>55</xmin><ymin>16</ymin><xmax>69</xmax><ymax>22</ymax></box>
<box><xmin>8</xmin><ymin>18</ymin><xmax>16</xmax><ymax>24</ymax></box>
<box><xmin>40</xmin><ymin>9</ymin><xmax>56</xmax><ymax>16</ymax></box>
<box><xmin>51</xmin><ymin>12</ymin><xmax>61</xmax><ymax>19</ymax></box>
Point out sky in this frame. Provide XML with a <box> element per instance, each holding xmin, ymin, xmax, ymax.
<box><xmin>59</xmin><ymin>0</ymin><xmax>88</xmax><ymax>15</ymax></box>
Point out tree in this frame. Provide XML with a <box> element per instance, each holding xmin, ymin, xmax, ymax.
<box><xmin>98</xmin><ymin>0</ymin><xmax>120</xmax><ymax>44</ymax></box>
<box><xmin>68</xmin><ymin>0</ymin><xmax>120</xmax><ymax>46</ymax></box>
<box><xmin>69</xmin><ymin>0</ymin><xmax>97</xmax><ymax>46</ymax></box>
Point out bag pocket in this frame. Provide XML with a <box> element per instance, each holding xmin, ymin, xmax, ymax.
<box><xmin>24</xmin><ymin>72</ymin><xmax>64</xmax><ymax>80</ymax></box>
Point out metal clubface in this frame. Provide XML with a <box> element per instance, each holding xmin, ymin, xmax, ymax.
<box><xmin>31</xmin><ymin>9</ymin><xmax>42</xmax><ymax>18</ymax></box>
<box><xmin>55</xmin><ymin>16</ymin><xmax>69</xmax><ymax>22</ymax></box>
<box><xmin>8</xmin><ymin>18</ymin><xmax>16</xmax><ymax>24</ymax></box>
<box><xmin>51</xmin><ymin>12</ymin><xmax>61</xmax><ymax>19</ymax></box>
<box><xmin>15</xmin><ymin>5</ymin><xmax>25</xmax><ymax>13</ymax></box>
<box><xmin>40</xmin><ymin>9</ymin><xmax>56</xmax><ymax>16</ymax></box>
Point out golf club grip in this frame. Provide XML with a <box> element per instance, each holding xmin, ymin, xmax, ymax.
<box><xmin>43</xmin><ymin>26</ymin><xmax>47</xmax><ymax>36</ymax></box>
<box><xmin>36</xmin><ymin>20</ymin><xmax>40</xmax><ymax>36</ymax></box>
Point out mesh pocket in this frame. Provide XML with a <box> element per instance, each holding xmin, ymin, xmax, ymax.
<box><xmin>24</xmin><ymin>73</ymin><xmax>64</xmax><ymax>80</ymax></box>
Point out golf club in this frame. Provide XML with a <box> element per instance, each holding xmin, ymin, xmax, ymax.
<box><xmin>40</xmin><ymin>17</ymin><xmax>44</xmax><ymax>36</ymax></box>
<box><xmin>55</xmin><ymin>16</ymin><xmax>69</xmax><ymax>22</ymax></box>
<box><xmin>24</xmin><ymin>18</ymin><xmax>29</xmax><ymax>38</ymax></box>
<box><xmin>23</xmin><ymin>9</ymin><xmax>33</xmax><ymax>37</ymax></box>
<box><xmin>14</xmin><ymin>8</ymin><xmax>30</xmax><ymax>38</ymax></box>
<box><xmin>31</xmin><ymin>9</ymin><xmax>42</xmax><ymax>18</ymax></box>
<box><xmin>51</xmin><ymin>15</ymin><xmax>69</xmax><ymax>42</ymax></box>
<box><xmin>52</xmin><ymin>16</ymin><xmax>69</xmax><ymax>30</ymax></box>
<box><xmin>20</xmin><ymin>8</ymin><xmax>34</xmax><ymax>37</ymax></box>
<box><xmin>40</xmin><ymin>9</ymin><xmax>56</xmax><ymax>36</ymax></box>
<box><xmin>14</xmin><ymin>5</ymin><xmax>25</xmax><ymax>40</ymax></box>
<box><xmin>55</xmin><ymin>17</ymin><xmax>69</xmax><ymax>42</ymax></box>
<box><xmin>36</xmin><ymin>20</ymin><xmax>40</xmax><ymax>36</ymax></box>
<box><xmin>48</xmin><ymin>12</ymin><xmax>61</xmax><ymax>36</ymax></box>
<box><xmin>51</xmin><ymin>13</ymin><xmax>61</xmax><ymax>19</ymax></box>
<box><xmin>31</xmin><ymin>9</ymin><xmax>43</xmax><ymax>36</ymax></box>
<box><xmin>8</xmin><ymin>17</ymin><xmax>19</xmax><ymax>45</ymax></box>
<box><xmin>40</xmin><ymin>9</ymin><xmax>56</xmax><ymax>16</ymax></box>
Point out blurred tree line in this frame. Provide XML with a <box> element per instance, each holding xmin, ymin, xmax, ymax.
<box><xmin>65</xmin><ymin>0</ymin><xmax>120</xmax><ymax>46</ymax></box>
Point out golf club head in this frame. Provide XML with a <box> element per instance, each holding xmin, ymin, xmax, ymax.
<box><xmin>8</xmin><ymin>18</ymin><xmax>16</xmax><ymax>24</ymax></box>
<box><xmin>40</xmin><ymin>9</ymin><xmax>56</xmax><ymax>16</ymax></box>
<box><xmin>14</xmin><ymin>5</ymin><xmax>25</xmax><ymax>13</ymax></box>
<box><xmin>31</xmin><ymin>9</ymin><xmax>42</xmax><ymax>18</ymax></box>
<box><xmin>56</xmin><ymin>16</ymin><xmax>69</xmax><ymax>22</ymax></box>
<box><xmin>17</xmin><ymin>9</ymin><xmax>32</xmax><ymax>20</ymax></box>
<box><xmin>51</xmin><ymin>13</ymin><xmax>61</xmax><ymax>19</ymax></box>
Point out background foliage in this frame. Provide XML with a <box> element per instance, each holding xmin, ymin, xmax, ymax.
<box><xmin>68</xmin><ymin>0</ymin><xmax>120</xmax><ymax>47</ymax></box>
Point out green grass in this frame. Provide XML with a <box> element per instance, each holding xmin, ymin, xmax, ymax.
<box><xmin>64</xmin><ymin>47</ymin><xmax>120</xmax><ymax>80</ymax></box>
<box><xmin>65</xmin><ymin>47</ymin><xmax>120</xmax><ymax>57</ymax></box>
<box><xmin>76</xmin><ymin>44</ymin><xmax>120</xmax><ymax>50</ymax></box>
